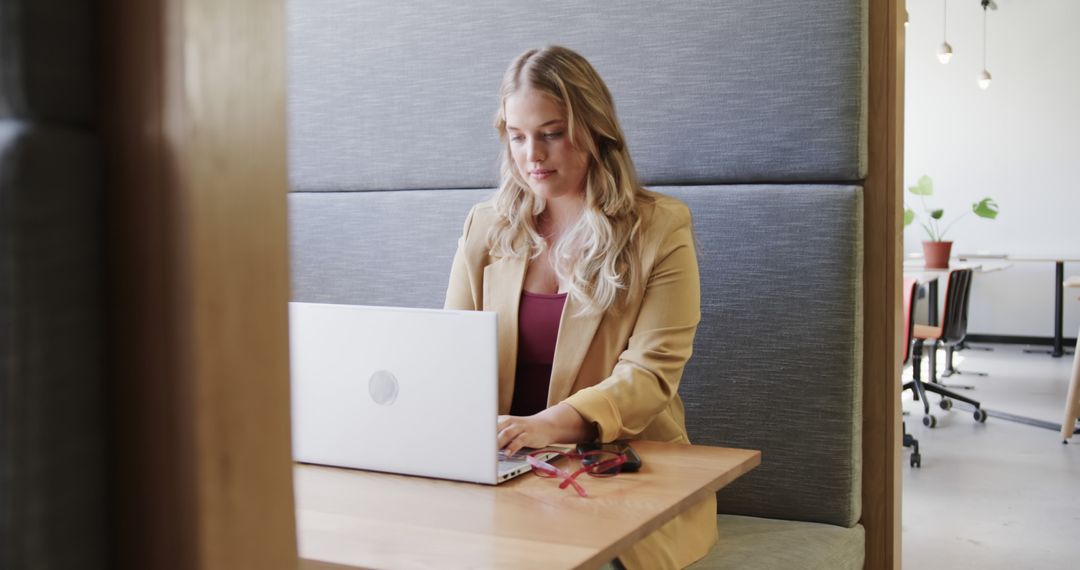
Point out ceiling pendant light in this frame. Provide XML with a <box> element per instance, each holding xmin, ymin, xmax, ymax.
<box><xmin>937</xmin><ymin>0</ymin><xmax>953</xmax><ymax>64</ymax></box>
<box><xmin>978</xmin><ymin>0</ymin><xmax>994</xmax><ymax>89</ymax></box>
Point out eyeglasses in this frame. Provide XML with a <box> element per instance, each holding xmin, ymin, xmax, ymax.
<box><xmin>526</xmin><ymin>449</ymin><xmax>628</xmax><ymax>498</ymax></box>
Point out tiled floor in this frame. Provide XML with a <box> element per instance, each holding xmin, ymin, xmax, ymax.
<box><xmin>901</xmin><ymin>343</ymin><xmax>1080</xmax><ymax>569</ymax></box>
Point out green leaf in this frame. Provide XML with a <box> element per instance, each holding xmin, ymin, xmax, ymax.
<box><xmin>908</xmin><ymin>175</ymin><xmax>934</xmax><ymax>196</ymax></box>
<box><xmin>972</xmin><ymin>197</ymin><xmax>999</xmax><ymax>219</ymax></box>
<box><xmin>930</xmin><ymin>209</ymin><xmax>944</xmax><ymax>220</ymax></box>
<box><xmin>903</xmin><ymin>208</ymin><xmax>915</xmax><ymax>226</ymax></box>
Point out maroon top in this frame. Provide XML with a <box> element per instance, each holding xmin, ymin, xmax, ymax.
<box><xmin>509</xmin><ymin>290</ymin><xmax>567</xmax><ymax>417</ymax></box>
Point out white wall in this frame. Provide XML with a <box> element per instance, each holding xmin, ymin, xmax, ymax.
<box><xmin>905</xmin><ymin>0</ymin><xmax>1080</xmax><ymax>338</ymax></box>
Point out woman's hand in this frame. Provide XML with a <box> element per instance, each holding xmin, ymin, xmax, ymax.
<box><xmin>497</xmin><ymin>403</ymin><xmax>598</xmax><ymax>455</ymax></box>
<box><xmin>497</xmin><ymin>414</ymin><xmax>555</xmax><ymax>455</ymax></box>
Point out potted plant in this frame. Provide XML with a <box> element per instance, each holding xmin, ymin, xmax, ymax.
<box><xmin>904</xmin><ymin>175</ymin><xmax>999</xmax><ymax>269</ymax></box>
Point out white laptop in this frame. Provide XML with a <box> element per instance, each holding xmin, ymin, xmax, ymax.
<box><xmin>290</xmin><ymin>302</ymin><xmax>546</xmax><ymax>484</ymax></box>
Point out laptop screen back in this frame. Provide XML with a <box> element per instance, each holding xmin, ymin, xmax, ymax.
<box><xmin>290</xmin><ymin>302</ymin><xmax>499</xmax><ymax>483</ymax></box>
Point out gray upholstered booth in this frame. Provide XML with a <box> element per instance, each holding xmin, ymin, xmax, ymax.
<box><xmin>0</xmin><ymin>1</ymin><xmax>109</xmax><ymax>568</ymax></box>
<box><xmin>289</xmin><ymin>1</ymin><xmax>866</xmax><ymax>568</ymax></box>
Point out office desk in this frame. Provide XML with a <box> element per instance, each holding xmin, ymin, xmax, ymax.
<box><xmin>295</xmin><ymin>441</ymin><xmax>760</xmax><ymax>570</ymax></box>
<box><xmin>958</xmin><ymin>254</ymin><xmax>1079</xmax><ymax>357</ymax></box>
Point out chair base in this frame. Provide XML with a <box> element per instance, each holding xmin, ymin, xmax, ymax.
<box><xmin>950</xmin><ymin>405</ymin><xmax>1078</xmax><ymax>440</ymax></box>
<box><xmin>939</xmin><ymin>344</ymin><xmax>987</xmax><ymax>387</ymax></box>
<box><xmin>902</xmin><ymin>422</ymin><xmax>920</xmax><ymax>468</ymax></box>
<box><xmin>905</xmin><ymin>339</ymin><xmax>985</xmax><ymax>429</ymax></box>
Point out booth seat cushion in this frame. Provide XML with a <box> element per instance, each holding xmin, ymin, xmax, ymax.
<box><xmin>666</xmin><ymin>185</ymin><xmax>864</xmax><ymax>528</ymax></box>
<box><xmin>289</xmin><ymin>187</ymin><xmax>485</xmax><ymax>308</ymax></box>
<box><xmin>689</xmin><ymin>515</ymin><xmax>865</xmax><ymax>570</ymax></box>
<box><xmin>290</xmin><ymin>185</ymin><xmax>864</xmax><ymax>527</ymax></box>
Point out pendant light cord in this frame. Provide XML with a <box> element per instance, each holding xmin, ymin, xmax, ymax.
<box><xmin>943</xmin><ymin>0</ymin><xmax>948</xmax><ymax>42</ymax></box>
<box><xmin>982</xmin><ymin>6</ymin><xmax>988</xmax><ymax>68</ymax></box>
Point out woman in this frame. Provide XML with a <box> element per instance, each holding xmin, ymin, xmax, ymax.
<box><xmin>444</xmin><ymin>46</ymin><xmax>714</xmax><ymax>570</ymax></box>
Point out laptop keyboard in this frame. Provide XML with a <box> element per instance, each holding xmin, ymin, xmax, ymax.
<box><xmin>496</xmin><ymin>448</ymin><xmax>565</xmax><ymax>480</ymax></box>
<box><xmin>497</xmin><ymin>450</ymin><xmax>529</xmax><ymax>473</ymax></box>
<box><xmin>497</xmin><ymin>449</ymin><xmax>531</xmax><ymax>461</ymax></box>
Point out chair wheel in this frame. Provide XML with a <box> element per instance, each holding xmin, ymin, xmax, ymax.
<box><xmin>910</xmin><ymin>453</ymin><xmax>921</xmax><ymax>468</ymax></box>
<box><xmin>923</xmin><ymin>415</ymin><xmax>937</xmax><ymax>428</ymax></box>
<box><xmin>973</xmin><ymin>409</ymin><xmax>988</xmax><ymax>423</ymax></box>
<box><xmin>939</xmin><ymin>398</ymin><xmax>953</xmax><ymax>411</ymax></box>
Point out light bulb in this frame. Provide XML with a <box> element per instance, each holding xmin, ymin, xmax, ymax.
<box><xmin>978</xmin><ymin>69</ymin><xmax>992</xmax><ymax>89</ymax></box>
<box><xmin>937</xmin><ymin>42</ymin><xmax>954</xmax><ymax>64</ymax></box>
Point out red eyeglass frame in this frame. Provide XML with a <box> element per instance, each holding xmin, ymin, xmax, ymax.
<box><xmin>525</xmin><ymin>449</ymin><xmax>628</xmax><ymax>498</ymax></box>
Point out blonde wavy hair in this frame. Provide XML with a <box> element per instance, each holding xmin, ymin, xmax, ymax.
<box><xmin>491</xmin><ymin>46</ymin><xmax>651</xmax><ymax>315</ymax></box>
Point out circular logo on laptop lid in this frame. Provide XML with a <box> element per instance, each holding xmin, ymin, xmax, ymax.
<box><xmin>368</xmin><ymin>370</ymin><xmax>399</xmax><ymax>405</ymax></box>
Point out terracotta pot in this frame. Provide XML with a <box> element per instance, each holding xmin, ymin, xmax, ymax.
<box><xmin>922</xmin><ymin>241</ymin><xmax>953</xmax><ymax>269</ymax></box>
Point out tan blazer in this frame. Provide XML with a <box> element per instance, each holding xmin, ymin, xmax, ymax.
<box><xmin>444</xmin><ymin>190</ymin><xmax>717</xmax><ymax>570</ymax></box>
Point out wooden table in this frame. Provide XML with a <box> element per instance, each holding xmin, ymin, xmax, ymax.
<box><xmin>295</xmin><ymin>441</ymin><xmax>760</xmax><ymax>570</ymax></box>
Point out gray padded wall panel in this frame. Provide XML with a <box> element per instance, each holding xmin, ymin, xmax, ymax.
<box><xmin>0</xmin><ymin>122</ymin><xmax>107</xmax><ymax>569</ymax></box>
<box><xmin>666</xmin><ymin>185</ymin><xmax>863</xmax><ymax>527</ymax></box>
<box><xmin>288</xmin><ymin>185</ymin><xmax>864</xmax><ymax>528</ymax></box>
<box><xmin>290</xmin><ymin>189</ymin><xmax>490</xmax><ymax>307</ymax></box>
<box><xmin>287</xmin><ymin>0</ymin><xmax>866</xmax><ymax>192</ymax></box>
<box><xmin>0</xmin><ymin>0</ymin><xmax>96</xmax><ymax>124</ymax></box>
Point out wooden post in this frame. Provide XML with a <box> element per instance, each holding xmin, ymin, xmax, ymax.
<box><xmin>863</xmin><ymin>0</ymin><xmax>905</xmax><ymax>568</ymax></box>
<box><xmin>101</xmin><ymin>1</ymin><xmax>297</xmax><ymax>568</ymax></box>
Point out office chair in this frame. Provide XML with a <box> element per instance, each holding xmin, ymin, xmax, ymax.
<box><xmin>902</xmin><ymin>277</ymin><xmax>921</xmax><ymax>467</ymax></box>
<box><xmin>939</xmin><ymin>268</ymin><xmax>989</xmax><ymax>385</ymax></box>
<box><xmin>904</xmin><ymin>269</ymin><xmax>988</xmax><ymax>428</ymax></box>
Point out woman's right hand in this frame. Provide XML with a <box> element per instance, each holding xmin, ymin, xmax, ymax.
<box><xmin>497</xmin><ymin>403</ymin><xmax>596</xmax><ymax>455</ymax></box>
